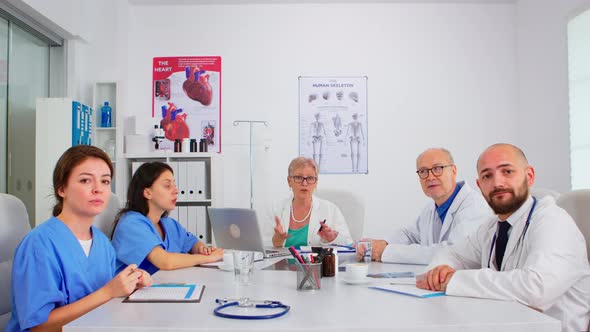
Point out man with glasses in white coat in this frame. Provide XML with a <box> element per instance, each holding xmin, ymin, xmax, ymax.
<box><xmin>418</xmin><ymin>143</ymin><xmax>590</xmax><ymax>331</ymax></box>
<box><xmin>368</xmin><ymin>148</ymin><xmax>492</xmax><ymax>265</ymax></box>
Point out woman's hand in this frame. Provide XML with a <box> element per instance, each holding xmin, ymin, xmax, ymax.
<box><xmin>197</xmin><ymin>242</ymin><xmax>220</xmax><ymax>255</ymax></box>
<box><xmin>317</xmin><ymin>222</ymin><xmax>338</xmax><ymax>242</ymax></box>
<box><xmin>272</xmin><ymin>216</ymin><xmax>291</xmax><ymax>247</ymax></box>
<box><xmin>204</xmin><ymin>248</ymin><xmax>224</xmax><ymax>263</ymax></box>
<box><xmin>136</xmin><ymin>269</ymin><xmax>153</xmax><ymax>288</ymax></box>
<box><xmin>102</xmin><ymin>264</ymin><xmax>142</xmax><ymax>298</ymax></box>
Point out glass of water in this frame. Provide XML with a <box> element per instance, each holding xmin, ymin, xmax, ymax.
<box><xmin>233</xmin><ymin>251</ymin><xmax>254</xmax><ymax>285</ymax></box>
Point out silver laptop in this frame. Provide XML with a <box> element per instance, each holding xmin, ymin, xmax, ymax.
<box><xmin>207</xmin><ymin>207</ymin><xmax>291</xmax><ymax>259</ymax></box>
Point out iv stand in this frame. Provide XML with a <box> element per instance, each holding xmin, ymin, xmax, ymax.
<box><xmin>233</xmin><ymin>120</ymin><xmax>269</xmax><ymax>209</ymax></box>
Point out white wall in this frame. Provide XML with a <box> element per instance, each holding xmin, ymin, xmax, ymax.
<box><xmin>515</xmin><ymin>0</ymin><xmax>590</xmax><ymax>192</ymax></box>
<box><xmin>568</xmin><ymin>8</ymin><xmax>590</xmax><ymax>189</ymax></box>
<box><xmin>19</xmin><ymin>0</ymin><xmax>588</xmax><ymax>238</ymax></box>
<box><xmin>124</xmin><ymin>2</ymin><xmax>517</xmax><ymax>237</ymax></box>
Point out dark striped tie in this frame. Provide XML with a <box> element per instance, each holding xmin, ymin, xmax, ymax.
<box><xmin>495</xmin><ymin>221</ymin><xmax>511</xmax><ymax>270</ymax></box>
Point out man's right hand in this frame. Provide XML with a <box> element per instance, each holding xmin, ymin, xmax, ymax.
<box><xmin>272</xmin><ymin>216</ymin><xmax>291</xmax><ymax>247</ymax></box>
<box><xmin>371</xmin><ymin>240</ymin><xmax>388</xmax><ymax>261</ymax></box>
<box><xmin>416</xmin><ymin>264</ymin><xmax>456</xmax><ymax>292</ymax></box>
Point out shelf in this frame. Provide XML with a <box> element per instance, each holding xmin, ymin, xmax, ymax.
<box><xmin>96</xmin><ymin>127</ymin><xmax>117</xmax><ymax>131</ymax></box>
<box><xmin>125</xmin><ymin>152</ymin><xmax>218</xmax><ymax>159</ymax></box>
<box><xmin>176</xmin><ymin>199</ymin><xmax>212</xmax><ymax>204</ymax></box>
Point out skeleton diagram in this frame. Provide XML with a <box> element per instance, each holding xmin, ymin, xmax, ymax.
<box><xmin>309</xmin><ymin>113</ymin><xmax>327</xmax><ymax>168</ymax></box>
<box><xmin>344</xmin><ymin>113</ymin><xmax>365</xmax><ymax>172</ymax></box>
<box><xmin>332</xmin><ymin>114</ymin><xmax>342</xmax><ymax>137</ymax></box>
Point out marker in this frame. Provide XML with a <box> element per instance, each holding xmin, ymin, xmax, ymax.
<box><xmin>318</xmin><ymin>219</ymin><xmax>326</xmax><ymax>232</ymax></box>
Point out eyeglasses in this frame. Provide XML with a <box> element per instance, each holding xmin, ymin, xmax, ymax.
<box><xmin>416</xmin><ymin>165</ymin><xmax>453</xmax><ymax>179</ymax></box>
<box><xmin>290</xmin><ymin>175</ymin><xmax>318</xmax><ymax>184</ymax></box>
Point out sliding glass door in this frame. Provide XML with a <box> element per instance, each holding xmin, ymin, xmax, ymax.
<box><xmin>0</xmin><ymin>17</ymin><xmax>7</xmax><ymax>194</ymax></box>
<box><xmin>7</xmin><ymin>23</ymin><xmax>50</xmax><ymax>227</ymax></box>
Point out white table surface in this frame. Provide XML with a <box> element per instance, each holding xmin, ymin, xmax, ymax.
<box><xmin>64</xmin><ymin>254</ymin><xmax>561</xmax><ymax>332</ymax></box>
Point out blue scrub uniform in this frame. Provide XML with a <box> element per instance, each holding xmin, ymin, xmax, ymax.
<box><xmin>7</xmin><ymin>217</ymin><xmax>116</xmax><ymax>332</ymax></box>
<box><xmin>111</xmin><ymin>211</ymin><xmax>199</xmax><ymax>275</ymax></box>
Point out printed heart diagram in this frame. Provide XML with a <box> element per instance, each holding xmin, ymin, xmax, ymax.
<box><xmin>160</xmin><ymin>102</ymin><xmax>190</xmax><ymax>141</ymax></box>
<box><xmin>183</xmin><ymin>66</ymin><xmax>212</xmax><ymax>106</ymax></box>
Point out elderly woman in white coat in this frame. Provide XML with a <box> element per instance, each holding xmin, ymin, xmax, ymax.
<box><xmin>264</xmin><ymin>157</ymin><xmax>353</xmax><ymax>247</ymax></box>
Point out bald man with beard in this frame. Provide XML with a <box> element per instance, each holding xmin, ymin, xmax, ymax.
<box><xmin>418</xmin><ymin>143</ymin><xmax>590</xmax><ymax>332</ymax></box>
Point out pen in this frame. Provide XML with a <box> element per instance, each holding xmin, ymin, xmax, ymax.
<box><xmin>332</xmin><ymin>244</ymin><xmax>355</xmax><ymax>249</ymax></box>
<box><xmin>318</xmin><ymin>219</ymin><xmax>326</xmax><ymax>232</ymax></box>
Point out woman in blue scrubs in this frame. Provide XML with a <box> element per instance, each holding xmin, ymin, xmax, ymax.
<box><xmin>111</xmin><ymin>162</ymin><xmax>223</xmax><ymax>275</ymax></box>
<box><xmin>7</xmin><ymin>145</ymin><xmax>152</xmax><ymax>332</ymax></box>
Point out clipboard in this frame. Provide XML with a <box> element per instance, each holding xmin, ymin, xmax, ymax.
<box><xmin>123</xmin><ymin>284</ymin><xmax>205</xmax><ymax>303</ymax></box>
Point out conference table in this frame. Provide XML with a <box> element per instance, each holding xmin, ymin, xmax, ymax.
<box><xmin>64</xmin><ymin>254</ymin><xmax>560</xmax><ymax>332</ymax></box>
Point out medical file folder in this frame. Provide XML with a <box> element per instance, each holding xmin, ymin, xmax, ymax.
<box><xmin>124</xmin><ymin>284</ymin><xmax>205</xmax><ymax>303</ymax></box>
<box><xmin>370</xmin><ymin>284</ymin><xmax>445</xmax><ymax>298</ymax></box>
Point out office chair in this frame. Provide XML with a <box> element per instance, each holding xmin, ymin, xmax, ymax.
<box><xmin>530</xmin><ymin>187</ymin><xmax>560</xmax><ymax>200</ymax></box>
<box><xmin>556</xmin><ymin>189</ymin><xmax>590</xmax><ymax>261</ymax></box>
<box><xmin>0</xmin><ymin>193</ymin><xmax>31</xmax><ymax>329</ymax></box>
<box><xmin>315</xmin><ymin>188</ymin><xmax>365</xmax><ymax>241</ymax></box>
<box><xmin>93</xmin><ymin>192</ymin><xmax>121</xmax><ymax>239</ymax></box>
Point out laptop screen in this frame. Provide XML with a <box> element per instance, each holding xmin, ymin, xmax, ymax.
<box><xmin>207</xmin><ymin>207</ymin><xmax>266</xmax><ymax>252</ymax></box>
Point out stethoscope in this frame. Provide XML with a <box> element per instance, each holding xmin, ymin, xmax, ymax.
<box><xmin>214</xmin><ymin>298</ymin><xmax>290</xmax><ymax>320</ymax></box>
<box><xmin>487</xmin><ymin>197</ymin><xmax>537</xmax><ymax>270</ymax></box>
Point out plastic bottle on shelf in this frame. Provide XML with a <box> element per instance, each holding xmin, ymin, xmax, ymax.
<box><xmin>100</xmin><ymin>101</ymin><xmax>112</xmax><ymax>127</ymax></box>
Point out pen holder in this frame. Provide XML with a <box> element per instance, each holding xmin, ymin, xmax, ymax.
<box><xmin>296</xmin><ymin>263</ymin><xmax>322</xmax><ymax>291</ymax></box>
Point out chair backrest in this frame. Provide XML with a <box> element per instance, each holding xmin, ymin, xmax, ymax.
<box><xmin>556</xmin><ymin>189</ymin><xmax>590</xmax><ymax>260</ymax></box>
<box><xmin>315</xmin><ymin>189</ymin><xmax>365</xmax><ymax>241</ymax></box>
<box><xmin>530</xmin><ymin>187</ymin><xmax>560</xmax><ymax>200</ymax></box>
<box><xmin>93</xmin><ymin>193</ymin><xmax>121</xmax><ymax>239</ymax></box>
<box><xmin>0</xmin><ymin>193</ymin><xmax>30</xmax><ymax>329</ymax></box>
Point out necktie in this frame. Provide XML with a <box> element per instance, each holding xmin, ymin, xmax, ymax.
<box><xmin>495</xmin><ymin>221</ymin><xmax>511</xmax><ymax>270</ymax></box>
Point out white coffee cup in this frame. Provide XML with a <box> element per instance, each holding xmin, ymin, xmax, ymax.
<box><xmin>346</xmin><ymin>263</ymin><xmax>369</xmax><ymax>282</ymax></box>
<box><xmin>220</xmin><ymin>252</ymin><xmax>234</xmax><ymax>271</ymax></box>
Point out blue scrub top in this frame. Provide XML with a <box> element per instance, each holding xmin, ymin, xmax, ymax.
<box><xmin>111</xmin><ymin>211</ymin><xmax>199</xmax><ymax>275</ymax></box>
<box><xmin>7</xmin><ymin>217</ymin><xmax>116</xmax><ymax>332</ymax></box>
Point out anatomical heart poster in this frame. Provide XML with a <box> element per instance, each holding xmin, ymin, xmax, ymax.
<box><xmin>152</xmin><ymin>56</ymin><xmax>221</xmax><ymax>152</ymax></box>
<box><xmin>299</xmin><ymin>76</ymin><xmax>368</xmax><ymax>174</ymax></box>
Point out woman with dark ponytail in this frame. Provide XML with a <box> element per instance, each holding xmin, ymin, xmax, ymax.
<box><xmin>111</xmin><ymin>162</ymin><xmax>223</xmax><ymax>275</ymax></box>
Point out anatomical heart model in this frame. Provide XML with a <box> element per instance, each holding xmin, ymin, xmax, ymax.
<box><xmin>152</xmin><ymin>56</ymin><xmax>221</xmax><ymax>152</ymax></box>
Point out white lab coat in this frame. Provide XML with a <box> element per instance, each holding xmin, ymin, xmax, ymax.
<box><xmin>429</xmin><ymin>196</ymin><xmax>590</xmax><ymax>332</ymax></box>
<box><xmin>263</xmin><ymin>195</ymin><xmax>353</xmax><ymax>247</ymax></box>
<box><xmin>381</xmin><ymin>182</ymin><xmax>493</xmax><ymax>265</ymax></box>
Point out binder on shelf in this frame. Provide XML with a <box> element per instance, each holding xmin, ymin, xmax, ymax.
<box><xmin>168</xmin><ymin>207</ymin><xmax>179</xmax><ymax>223</ymax></box>
<box><xmin>178</xmin><ymin>206</ymin><xmax>188</xmax><ymax>230</ymax></box>
<box><xmin>191</xmin><ymin>161</ymin><xmax>207</xmax><ymax>200</ymax></box>
<box><xmin>186</xmin><ymin>161</ymin><xmax>206</xmax><ymax>201</ymax></box>
<box><xmin>176</xmin><ymin>161</ymin><xmax>189</xmax><ymax>202</ymax></box>
<box><xmin>196</xmin><ymin>206</ymin><xmax>208</xmax><ymax>243</ymax></box>
<box><xmin>187</xmin><ymin>206</ymin><xmax>198</xmax><ymax>236</ymax></box>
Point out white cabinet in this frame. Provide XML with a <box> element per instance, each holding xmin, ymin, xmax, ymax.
<box><xmin>125</xmin><ymin>152</ymin><xmax>222</xmax><ymax>243</ymax></box>
<box><xmin>35</xmin><ymin>98</ymin><xmax>93</xmax><ymax>226</ymax></box>
<box><xmin>93</xmin><ymin>82</ymin><xmax>119</xmax><ymax>193</ymax></box>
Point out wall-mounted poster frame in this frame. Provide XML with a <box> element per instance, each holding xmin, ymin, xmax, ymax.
<box><xmin>298</xmin><ymin>76</ymin><xmax>368</xmax><ymax>174</ymax></box>
<box><xmin>152</xmin><ymin>56</ymin><xmax>221</xmax><ymax>153</ymax></box>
